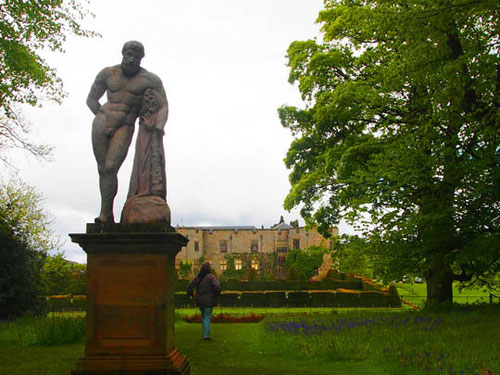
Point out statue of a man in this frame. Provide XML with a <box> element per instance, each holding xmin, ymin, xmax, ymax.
<box><xmin>87</xmin><ymin>41</ymin><xmax>168</xmax><ymax>223</ymax></box>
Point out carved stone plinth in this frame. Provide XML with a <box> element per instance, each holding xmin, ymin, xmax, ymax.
<box><xmin>70</xmin><ymin>223</ymin><xmax>189</xmax><ymax>375</ymax></box>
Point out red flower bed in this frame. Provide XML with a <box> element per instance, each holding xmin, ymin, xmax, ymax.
<box><xmin>183</xmin><ymin>312</ymin><xmax>264</xmax><ymax>323</ymax></box>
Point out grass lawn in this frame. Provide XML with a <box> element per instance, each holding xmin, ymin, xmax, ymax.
<box><xmin>1</xmin><ymin>306</ymin><xmax>497</xmax><ymax>375</ymax></box>
<box><xmin>0</xmin><ymin>343</ymin><xmax>82</xmax><ymax>375</ymax></box>
<box><xmin>0</xmin><ymin>317</ymin><xmax>421</xmax><ymax>375</ymax></box>
<box><xmin>396</xmin><ymin>282</ymin><xmax>495</xmax><ymax>307</ymax></box>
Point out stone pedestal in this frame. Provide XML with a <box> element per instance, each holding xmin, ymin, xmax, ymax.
<box><xmin>70</xmin><ymin>223</ymin><xmax>190</xmax><ymax>375</ymax></box>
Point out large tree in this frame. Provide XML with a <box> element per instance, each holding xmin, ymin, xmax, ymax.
<box><xmin>280</xmin><ymin>0</ymin><xmax>499</xmax><ymax>303</ymax></box>
<box><xmin>0</xmin><ymin>0</ymin><xmax>97</xmax><ymax>162</ymax></box>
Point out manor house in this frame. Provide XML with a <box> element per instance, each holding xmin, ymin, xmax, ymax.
<box><xmin>176</xmin><ymin>216</ymin><xmax>338</xmax><ymax>279</ymax></box>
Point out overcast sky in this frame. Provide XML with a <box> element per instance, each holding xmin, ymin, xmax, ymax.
<box><xmin>3</xmin><ymin>0</ymin><xmax>341</xmax><ymax>263</ymax></box>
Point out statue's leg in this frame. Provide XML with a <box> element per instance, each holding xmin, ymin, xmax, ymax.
<box><xmin>97</xmin><ymin>125</ymin><xmax>135</xmax><ymax>222</ymax></box>
<box><xmin>91</xmin><ymin>114</ymin><xmax>114</xmax><ymax>222</ymax></box>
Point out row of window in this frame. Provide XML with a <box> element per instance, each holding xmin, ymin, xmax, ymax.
<box><xmin>219</xmin><ymin>258</ymin><xmax>259</xmax><ymax>271</ymax></box>
<box><xmin>177</xmin><ymin>258</ymin><xmax>259</xmax><ymax>272</ymax></box>
<box><xmin>190</xmin><ymin>239</ymin><xmax>302</xmax><ymax>253</ymax></box>
<box><xmin>218</xmin><ymin>239</ymin><xmax>300</xmax><ymax>253</ymax></box>
<box><xmin>219</xmin><ymin>240</ymin><xmax>260</xmax><ymax>253</ymax></box>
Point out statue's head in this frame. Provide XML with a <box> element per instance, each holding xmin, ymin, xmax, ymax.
<box><xmin>121</xmin><ymin>41</ymin><xmax>145</xmax><ymax>76</ymax></box>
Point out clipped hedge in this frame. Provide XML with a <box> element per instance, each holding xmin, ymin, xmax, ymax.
<box><xmin>174</xmin><ymin>293</ymin><xmax>196</xmax><ymax>308</ymax></box>
<box><xmin>309</xmin><ymin>292</ymin><xmax>335</xmax><ymax>307</ymax></box>
<box><xmin>218</xmin><ymin>292</ymin><xmax>239</xmax><ymax>307</ymax></box>
<box><xmin>44</xmin><ymin>290</ymin><xmax>400</xmax><ymax>310</ymax></box>
<box><xmin>175</xmin><ymin>279</ymin><xmax>363</xmax><ymax>292</ymax></box>
<box><xmin>264</xmin><ymin>292</ymin><xmax>287</xmax><ymax>307</ymax></box>
<box><xmin>196</xmin><ymin>290</ymin><xmax>399</xmax><ymax>308</ymax></box>
<box><xmin>240</xmin><ymin>292</ymin><xmax>268</xmax><ymax>307</ymax></box>
<box><xmin>287</xmin><ymin>291</ymin><xmax>311</xmax><ymax>307</ymax></box>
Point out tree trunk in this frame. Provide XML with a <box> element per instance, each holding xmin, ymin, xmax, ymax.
<box><xmin>426</xmin><ymin>264</ymin><xmax>453</xmax><ymax>303</ymax></box>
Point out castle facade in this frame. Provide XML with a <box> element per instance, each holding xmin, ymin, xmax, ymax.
<box><xmin>175</xmin><ymin>217</ymin><xmax>338</xmax><ymax>279</ymax></box>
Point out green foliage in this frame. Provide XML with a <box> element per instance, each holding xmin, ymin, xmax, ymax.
<box><xmin>0</xmin><ymin>179</ymin><xmax>59</xmax><ymax>252</ymax></box>
<box><xmin>334</xmin><ymin>235</ymin><xmax>374</xmax><ymax>277</ymax></box>
<box><xmin>197</xmin><ymin>255</ymin><xmax>206</xmax><ymax>266</ymax></box>
<box><xmin>281</xmin><ymin>0</ymin><xmax>499</xmax><ymax>302</ymax></box>
<box><xmin>67</xmin><ymin>262</ymin><xmax>86</xmax><ymax>295</ymax></box>
<box><xmin>286</xmin><ymin>264</ymin><xmax>299</xmax><ymax>280</ymax></box>
<box><xmin>286</xmin><ymin>246</ymin><xmax>330</xmax><ymax>280</ymax></box>
<box><xmin>40</xmin><ymin>253</ymin><xmax>73</xmax><ymax>295</ymax></box>
<box><xmin>178</xmin><ymin>260</ymin><xmax>193</xmax><ymax>279</ymax></box>
<box><xmin>0</xmin><ymin>179</ymin><xmax>58</xmax><ymax>318</ymax></box>
<box><xmin>0</xmin><ymin>0</ymin><xmax>98</xmax><ymax>160</ymax></box>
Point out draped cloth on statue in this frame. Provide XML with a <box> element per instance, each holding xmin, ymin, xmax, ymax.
<box><xmin>127</xmin><ymin>124</ymin><xmax>166</xmax><ymax>200</ymax></box>
<box><xmin>121</xmin><ymin>89</ymin><xmax>170</xmax><ymax>224</ymax></box>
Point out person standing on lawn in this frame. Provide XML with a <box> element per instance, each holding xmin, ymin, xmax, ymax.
<box><xmin>187</xmin><ymin>262</ymin><xmax>221</xmax><ymax>340</ymax></box>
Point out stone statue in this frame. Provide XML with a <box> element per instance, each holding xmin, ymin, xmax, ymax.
<box><xmin>87</xmin><ymin>41</ymin><xmax>169</xmax><ymax>224</ymax></box>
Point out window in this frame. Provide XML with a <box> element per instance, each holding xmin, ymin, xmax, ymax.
<box><xmin>292</xmin><ymin>239</ymin><xmax>300</xmax><ymax>250</ymax></box>
<box><xmin>235</xmin><ymin>259</ymin><xmax>242</xmax><ymax>270</ymax></box>
<box><xmin>220</xmin><ymin>240</ymin><xmax>227</xmax><ymax>253</ymax></box>
<box><xmin>251</xmin><ymin>258</ymin><xmax>259</xmax><ymax>270</ymax></box>
<box><xmin>251</xmin><ymin>240</ymin><xmax>258</xmax><ymax>253</ymax></box>
<box><xmin>220</xmin><ymin>259</ymin><xmax>227</xmax><ymax>271</ymax></box>
<box><xmin>277</xmin><ymin>246</ymin><xmax>288</xmax><ymax>253</ymax></box>
<box><xmin>194</xmin><ymin>241</ymin><xmax>199</xmax><ymax>251</ymax></box>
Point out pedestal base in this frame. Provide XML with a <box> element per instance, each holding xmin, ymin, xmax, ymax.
<box><xmin>71</xmin><ymin>349</ymin><xmax>189</xmax><ymax>375</ymax></box>
<box><xmin>70</xmin><ymin>224</ymin><xmax>190</xmax><ymax>375</ymax></box>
